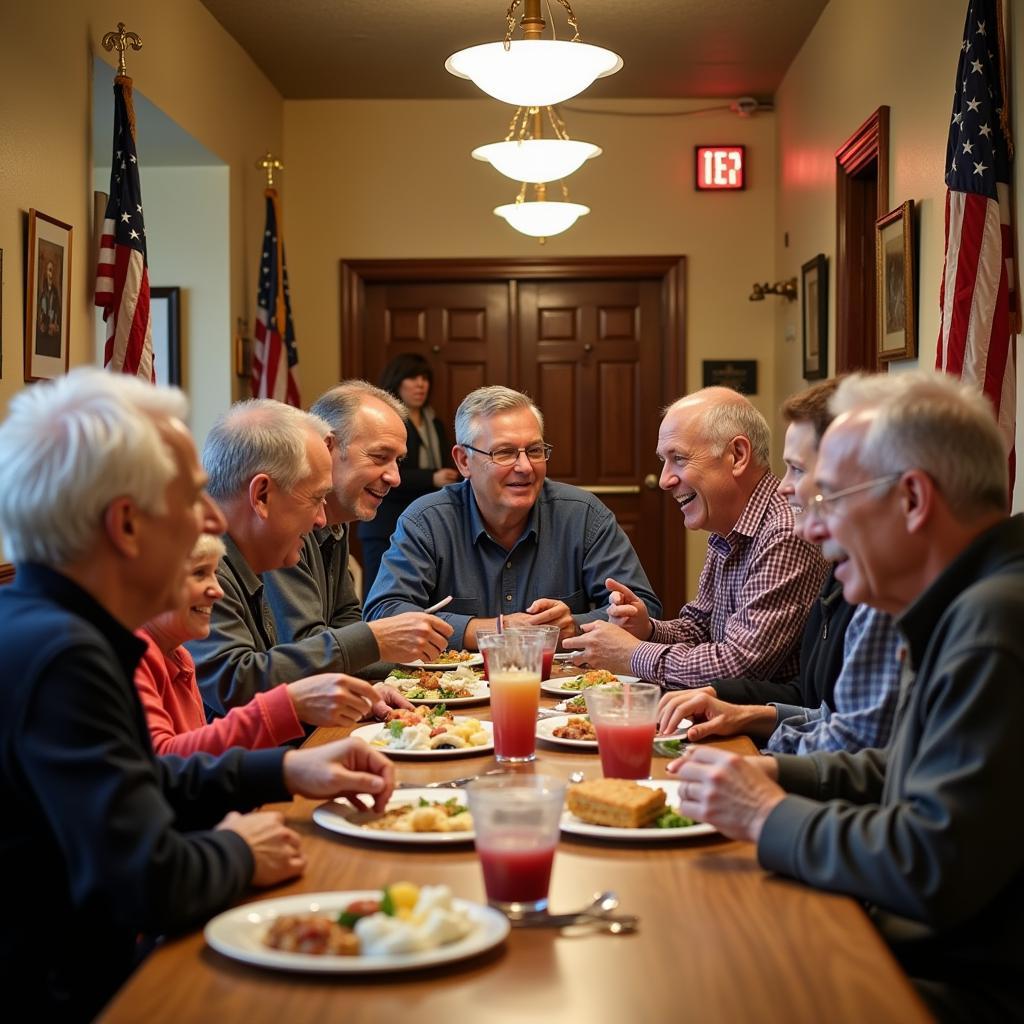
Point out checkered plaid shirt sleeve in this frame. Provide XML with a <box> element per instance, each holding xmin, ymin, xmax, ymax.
<box><xmin>631</xmin><ymin>474</ymin><xmax>827</xmax><ymax>688</ymax></box>
<box><xmin>767</xmin><ymin>606</ymin><xmax>902</xmax><ymax>754</ymax></box>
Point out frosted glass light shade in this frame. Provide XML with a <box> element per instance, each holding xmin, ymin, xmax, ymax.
<box><xmin>472</xmin><ymin>138</ymin><xmax>601</xmax><ymax>183</ymax></box>
<box><xmin>494</xmin><ymin>200</ymin><xmax>590</xmax><ymax>237</ymax></box>
<box><xmin>446</xmin><ymin>40</ymin><xmax>622</xmax><ymax>106</ymax></box>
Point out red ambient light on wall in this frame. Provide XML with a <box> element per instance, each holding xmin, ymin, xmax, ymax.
<box><xmin>695</xmin><ymin>146</ymin><xmax>745</xmax><ymax>191</ymax></box>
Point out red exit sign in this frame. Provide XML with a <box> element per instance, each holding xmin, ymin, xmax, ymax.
<box><xmin>695</xmin><ymin>146</ymin><xmax>745</xmax><ymax>190</ymax></box>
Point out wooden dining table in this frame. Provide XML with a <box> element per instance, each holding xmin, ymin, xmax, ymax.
<box><xmin>99</xmin><ymin>673</ymin><xmax>931</xmax><ymax>1023</ymax></box>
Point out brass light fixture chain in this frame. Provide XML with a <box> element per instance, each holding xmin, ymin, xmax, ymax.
<box><xmin>504</xmin><ymin>0</ymin><xmax>523</xmax><ymax>48</ymax></box>
<box><xmin>546</xmin><ymin>105</ymin><xmax>570</xmax><ymax>140</ymax></box>
<box><xmin>555</xmin><ymin>0</ymin><xmax>582</xmax><ymax>42</ymax></box>
<box><xmin>505</xmin><ymin>106</ymin><xmax>524</xmax><ymax>142</ymax></box>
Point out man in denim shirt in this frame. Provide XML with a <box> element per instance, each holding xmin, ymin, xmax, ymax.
<box><xmin>364</xmin><ymin>386</ymin><xmax>660</xmax><ymax>649</ymax></box>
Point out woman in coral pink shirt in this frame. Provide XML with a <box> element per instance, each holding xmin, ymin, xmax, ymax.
<box><xmin>135</xmin><ymin>535</ymin><xmax>407</xmax><ymax>755</ymax></box>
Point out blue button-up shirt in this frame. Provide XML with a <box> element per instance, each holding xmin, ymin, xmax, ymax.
<box><xmin>363</xmin><ymin>479</ymin><xmax>661</xmax><ymax>648</ymax></box>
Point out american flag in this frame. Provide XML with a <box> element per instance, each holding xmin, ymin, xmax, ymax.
<box><xmin>96</xmin><ymin>76</ymin><xmax>154</xmax><ymax>381</ymax></box>
<box><xmin>936</xmin><ymin>0</ymin><xmax>1016</xmax><ymax>490</ymax></box>
<box><xmin>252</xmin><ymin>190</ymin><xmax>301</xmax><ymax>405</ymax></box>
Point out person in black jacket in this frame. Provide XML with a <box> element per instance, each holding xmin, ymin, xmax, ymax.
<box><xmin>0</xmin><ymin>369</ymin><xmax>395</xmax><ymax>1021</ymax></box>
<box><xmin>357</xmin><ymin>353</ymin><xmax>458</xmax><ymax>598</ymax></box>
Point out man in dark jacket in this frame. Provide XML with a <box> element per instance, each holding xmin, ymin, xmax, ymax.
<box><xmin>0</xmin><ymin>369</ymin><xmax>395</xmax><ymax>1021</ymax></box>
<box><xmin>671</xmin><ymin>370</ymin><xmax>1023</xmax><ymax>1021</ymax></box>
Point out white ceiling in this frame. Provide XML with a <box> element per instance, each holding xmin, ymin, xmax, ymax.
<box><xmin>199</xmin><ymin>0</ymin><xmax>829</xmax><ymax>101</ymax></box>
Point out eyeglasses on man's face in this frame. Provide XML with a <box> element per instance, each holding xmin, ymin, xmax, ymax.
<box><xmin>805</xmin><ymin>472</ymin><xmax>903</xmax><ymax>519</ymax></box>
<box><xmin>459</xmin><ymin>442</ymin><xmax>553</xmax><ymax>467</ymax></box>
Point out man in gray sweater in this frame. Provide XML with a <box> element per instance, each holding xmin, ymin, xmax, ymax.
<box><xmin>670</xmin><ymin>371</ymin><xmax>1023</xmax><ymax>1022</ymax></box>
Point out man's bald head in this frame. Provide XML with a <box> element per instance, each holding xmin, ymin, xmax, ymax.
<box><xmin>663</xmin><ymin>387</ymin><xmax>771</xmax><ymax>468</ymax></box>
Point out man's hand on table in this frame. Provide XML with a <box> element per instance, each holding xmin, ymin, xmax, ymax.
<box><xmin>287</xmin><ymin>673</ymin><xmax>378</xmax><ymax>727</ymax></box>
<box><xmin>658</xmin><ymin>689</ymin><xmax>777</xmax><ymax>742</ymax></box>
<box><xmin>605</xmin><ymin>577</ymin><xmax>654</xmax><ymax>640</ymax></box>
<box><xmin>283</xmin><ymin>737</ymin><xmax>396</xmax><ymax>812</ymax></box>
<box><xmin>667</xmin><ymin>746</ymin><xmax>784</xmax><ymax>844</ymax></box>
<box><xmin>522</xmin><ymin>598</ymin><xmax>578</xmax><ymax>642</ymax></box>
<box><xmin>561</xmin><ymin>619</ymin><xmax>642</xmax><ymax>675</ymax></box>
<box><xmin>217</xmin><ymin>810</ymin><xmax>306</xmax><ymax>887</ymax></box>
<box><xmin>368</xmin><ymin>612</ymin><xmax>454</xmax><ymax>663</ymax></box>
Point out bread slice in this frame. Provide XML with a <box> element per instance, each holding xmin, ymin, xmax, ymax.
<box><xmin>567</xmin><ymin>778</ymin><xmax>666</xmax><ymax>828</ymax></box>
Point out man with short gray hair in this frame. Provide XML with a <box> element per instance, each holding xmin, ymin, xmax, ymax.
<box><xmin>564</xmin><ymin>386</ymin><xmax>827</xmax><ymax>688</ymax></box>
<box><xmin>671</xmin><ymin>371</ymin><xmax>1024</xmax><ymax>1020</ymax></box>
<box><xmin>365</xmin><ymin>384</ymin><xmax>661</xmax><ymax>649</ymax></box>
<box><xmin>261</xmin><ymin>381</ymin><xmax>454</xmax><ymax>665</ymax></box>
<box><xmin>187</xmin><ymin>398</ymin><xmax>417</xmax><ymax>719</ymax></box>
<box><xmin>0</xmin><ymin>371</ymin><xmax>395</xmax><ymax>1017</ymax></box>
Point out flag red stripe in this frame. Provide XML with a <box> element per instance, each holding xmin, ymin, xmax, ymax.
<box><xmin>943</xmin><ymin>193</ymin><xmax>989</xmax><ymax>378</ymax></box>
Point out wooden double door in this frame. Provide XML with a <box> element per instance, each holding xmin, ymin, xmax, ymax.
<box><xmin>341</xmin><ymin>257</ymin><xmax>687</xmax><ymax>613</ymax></box>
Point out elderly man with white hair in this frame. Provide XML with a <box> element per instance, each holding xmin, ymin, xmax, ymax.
<box><xmin>565</xmin><ymin>386</ymin><xmax>827</xmax><ymax>689</ymax></box>
<box><xmin>0</xmin><ymin>370</ymin><xmax>395</xmax><ymax>1020</ymax></box>
<box><xmin>670</xmin><ymin>372</ymin><xmax>1024</xmax><ymax>1021</ymax></box>
<box><xmin>187</xmin><ymin>399</ymin><xmax>424</xmax><ymax>720</ymax></box>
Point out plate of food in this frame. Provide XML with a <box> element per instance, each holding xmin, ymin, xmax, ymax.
<box><xmin>535</xmin><ymin>714</ymin><xmax>598</xmax><ymax>750</ymax></box>
<box><xmin>205</xmin><ymin>883</ymin><xmax>509</xmax><ymax>974</ymax></box>
<box><xmin>541</xmin><ymin>671</ymin><xmax>639</xmax><ymax>697</ymax></box>
<box><xmin>385</xmin><ymin>665</ymin><xmax>489</xmax><ymax>706</ymax></box>
<box><xmin>313</xmin><ymin>789</ymin><xmax>475</xmax><ymax>844</ymax></box>
<box><xmin>561</xmin><ymin>778</ymin><xmax>717</xmax><ymax>841</ymax></box>
<box><xmin>352</xmin><ymin>708</ymin><xmax>493</xmax><ymax>758</ymax></box>
<box><xmin>400</xmin><ymin>650</ymin><xmax>484</xmax><ymax>671</ymax></box>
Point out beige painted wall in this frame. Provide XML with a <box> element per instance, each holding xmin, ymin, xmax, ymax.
<box><xmin>774</xmin><ymin>0</ymin><xmax>1024</xmax><ymax>510</ymax></box>
<box><xmin>283</xmin><ymin>98</ymin><xmax>778</xmax><ymax>595</ymax></box>
<box><xmin>0</xmin><ymin>0</ymin><xmax>281</xmax><ymax>422</ymax></box>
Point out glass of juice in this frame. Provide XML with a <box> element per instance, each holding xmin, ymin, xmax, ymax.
<box><xmin>585</xmin><ymin>681</ymin><xmax>661</xmax><ymax>779</ymax></box>
<box><xmin>504</xmin><ymin>625</ymin><xmax>560</xmax><ymax>680</ymax></box>
<box><xmin>483</xmin><ymin>633</ymin><xmax>545</xmax><ymax>762</ymax></box>
<box><xmin>467</xmin><ymin>774</ymin><xmax>566</xmax><ymax>917</ymax></box>
<box><xmin>475</xmin><ymin>628</ymin><xmax>501</xmax><ymax>681</ymax></box>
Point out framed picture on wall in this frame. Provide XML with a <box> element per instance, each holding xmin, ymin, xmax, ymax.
<box><xmin>801</xmin><ymin>253</ymin><xmax>828</xmax><ymax>380</ymax></box>
<box><xmin>150</xmin><ymin>287</ymin><xmax>182</xmax><ymax>387</ymax></box>
<box><xmin>876</xmin><ymin>200</ymin><xmax>916</xmax><ymax>362</ymax></box>
<box><xmin>25</xmin><ymin>209</ymin><xmax>73</xmax><ymax>381</ymax></box>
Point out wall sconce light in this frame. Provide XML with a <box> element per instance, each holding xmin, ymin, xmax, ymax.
<box><xmin>749</xmin><ymin>278</ymin><xmax>797</xmax><ymax>302</ymax></box>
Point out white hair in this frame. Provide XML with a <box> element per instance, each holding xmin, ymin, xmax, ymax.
<box><xmin>666</xmin><ymin>388</ymin><xmax>771</xmax><ymax>466</ymax></box>
<box><xmin>0</xmin><ymin>368</ymin><xmax>189</xmax><ymax>565</ymax></box>
<box><xmin>189</xmin><ymin>533</ymin><xmax>226</xmax><ymax>564</ymax></box>
<box><xmin>454</xmin><ymin>386</ymin><xmax>545</xmax><ymax>447</ymax></box>
<box><xmin>203</xmin><ymin>399</ymin><xmax>331</xmax><ymax>501</ymax></box>
<box><xmin>830</xmin><ymin>370</ymin><xmax>1008</xmax><ymax>517</ymax></box>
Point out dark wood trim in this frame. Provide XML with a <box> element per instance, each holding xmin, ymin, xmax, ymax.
<box><xmin>339</xmin><ymin>255</ymin><xmax>689</xmax><ymax>613</ymax></box>
<box><xmin>0</xmin><ymin>562</ymin><xmax>15</xmax><ymax>586</ymax></box>
<box><xmin>835</xmin><ymin>106</ymin><xmax>889</xmax><ymax>373</ymax></box>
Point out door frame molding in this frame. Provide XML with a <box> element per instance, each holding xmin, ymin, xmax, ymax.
<box><xmin>340</xmin><ymin>255</ymin><xmax>688</xmax><ymax>613</ymax></box>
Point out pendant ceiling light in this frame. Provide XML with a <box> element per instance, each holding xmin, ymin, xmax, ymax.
<box><xmin>473</xmin><ymin>105</ymin><xmax>601</xmax><ymax>184</ymax></box>
<box><xmin>446</xmin><ymin>0</ymin><xmax>622</xmax><ymax>107</ymax></box>
<box><xmin>494</xmin><ymin>181</ymin><xmax>589</xmax><ymax>240</ymax></box>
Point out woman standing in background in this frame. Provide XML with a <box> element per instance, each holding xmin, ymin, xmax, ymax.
<box><xmin>358</xmin><ymin>353</ymin><xmax>459</xmax><ymax>599</ymax></box>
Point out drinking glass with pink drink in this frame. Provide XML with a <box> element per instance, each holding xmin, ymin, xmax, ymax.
<box><xmin>585</xmin><ymin>682</ymin><xmax>661</xmax><ymax>779</ymax></box>
<box><xmin>481</xmin><ymin>633</ymin><xmax>545</xmax><ymax>762</ymax></box>
<box><xmin>504</xmin><ymin>625</ymin><xmax>560</xmax><ymax>680</ymax></box>
<box><xmin>475</xmin><ymin>628</ymin><xmax>501</xmax><ymax>680</ymax></box>
<box><xmin>467</xmin><ymin>774</ymin><xmax>566</xmax><ymax>916</ymax></box>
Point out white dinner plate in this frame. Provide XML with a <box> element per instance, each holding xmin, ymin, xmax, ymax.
<box><xmin>535</xmin><ymin>714</ymin><xmax>598</xmax><ymax>750</ymax></box>
<box><xmin>313</xmin><ymin>789</ymin><xmax>476</xmax><ymax>844</ymax></box>
<box><xmin>561</xmin><ymin>779</ymin><xmax>717</xmax><ymax>842</ymax></box>
<box><xmin>399</xmin><ymin>654</ymin><xmax>484</xmax><ymax>671</ymax></box>
<box><xmin>352</xmin><ymin>719</ymin><xmax>494</xmax><ymax>759</ymax></box>
<box><xmin>204</xmin><ymin>890</ymin><xmax>509</xmax><ymax>974</ymax></box>
<box><xmin>385</xmin><ymin>676</ymin><xmax>491</xmax><ymax>707</ymax></box>
<box><xmin>541</xmin><ymin>674</ymin><xmax>640</xmax><ymax>697</ymax></box>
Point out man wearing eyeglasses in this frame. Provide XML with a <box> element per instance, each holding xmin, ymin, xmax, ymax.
<box><xmin>670</xmin><ymin>371</ymin><xmax>1024</xmax><ymax>1021</ymax></box>
<box><xmin>364</xmin><ymin>385</ymin><xmax>661</xmax><ymax>649</ymax></box>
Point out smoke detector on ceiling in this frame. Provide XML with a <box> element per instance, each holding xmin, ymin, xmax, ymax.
<box><xmin>730</xmin><ymin>97</ymin><xmax>773</xmax><ymax>118</ymax></box>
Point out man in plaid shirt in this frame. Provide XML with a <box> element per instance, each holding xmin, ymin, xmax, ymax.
<box><xmin>563</xmin><ymin>387</ymin><xmax>827</xmax><ymax>689</ymax></box>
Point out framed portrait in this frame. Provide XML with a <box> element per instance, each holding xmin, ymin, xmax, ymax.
<box><xmin>24</xmin><ymin>210</ymin><xmax>72</xmax><ymax>381</ymax></box>
<box><xmin>876</xmin><ymin>200</ymin><xmax>916</xmax><ymax>361</ymax></box>
<box><xmin>801</xmin><ymin>253</ymin><xmax>828</xmax><ymax>380</ymax></box>
<box><xmin>150</xmin><ymin>287</ymin><xmax>182</xmax><ymax>387</ymax></box>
